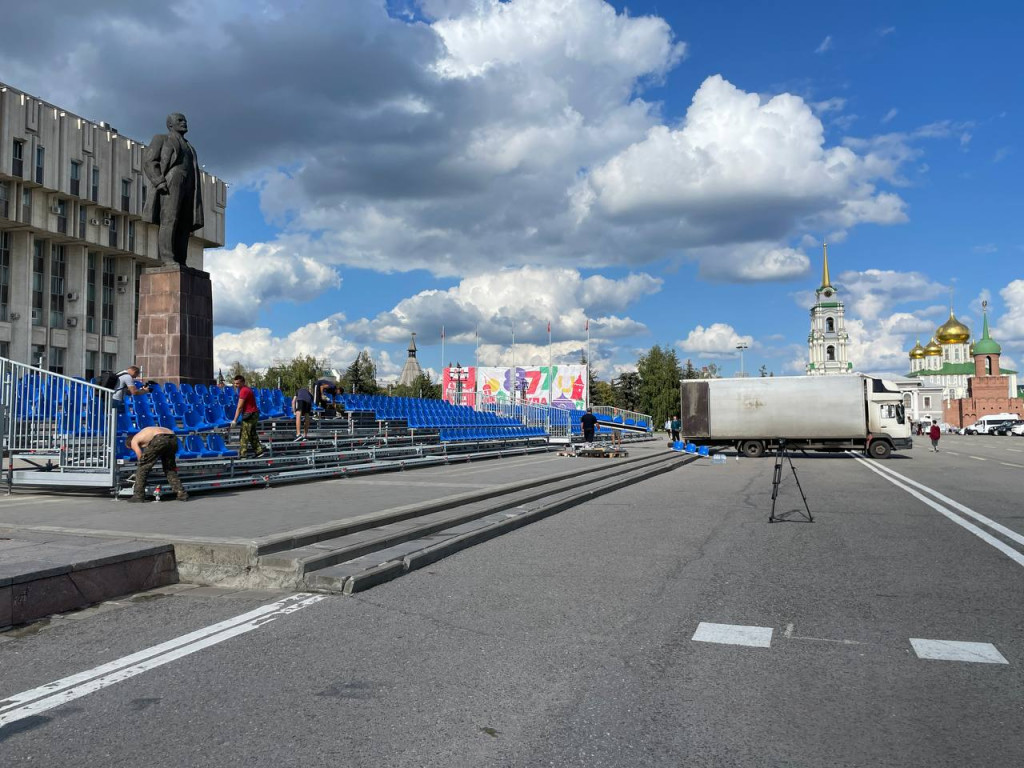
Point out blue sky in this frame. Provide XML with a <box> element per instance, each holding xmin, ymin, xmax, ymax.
<box><xmin>6</xmin><ymin>0</ymin><xmax>1021</xmax><ymax>382</ymax></box>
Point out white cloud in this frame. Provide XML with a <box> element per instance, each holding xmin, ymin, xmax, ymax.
<box><xmin>995</xmin><ymin>280</ymin><xmax>1024</xmax><ymax>348</ymax></box>
<box><xmin>815</xmin><ymin>35</ymin><xmax>833</xmax><ymax>54</ymax></box>
<box><xmin>574</xmin><ymin>75</ymin><xmax>910</xmax><ymax>268</ymax></box>
<box><xmin>881</xmin><ymin>108</ymin><xmax>898</xmax><ymax>124</ymax></box>
<box><xmin>677</xmin><ymin>323</ymin><xmax>753</xmax><ymax>357</ymax></box>
<box><xmin>971</xmin><ymin>243</ymin><xmax>997</xmax><ymax>255</ymax></box>
<box><xmin>832</xmin><ymin>269</ymin><xmax>948</xmax><ymax>322</ymax></box>
<box><xmin>213</xmin><ymin>314</ymin><xmax>361</xmax><ymax>372</ymax></box>
<box><xmin>691</xmin><ymin>243</ymin><xmax>810</xmax><ymax>282</ymax></box>
<box><xmin>208</xmin><ymin>241</ymin><xmax>341</xmax><ymax>329</ymax></box>
<box><xmin>346</xmin><ymin>266</ymin><xmax>660</xmax><ymax>346</ymax></box>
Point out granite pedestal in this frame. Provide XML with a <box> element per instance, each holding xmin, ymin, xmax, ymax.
<box><xmin>136</xmin><ymin>264</ymin><xmax>214</xmax><ymax>386</ymax></box>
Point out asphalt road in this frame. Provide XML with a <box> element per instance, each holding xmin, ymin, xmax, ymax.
<box><xmin>2</xmin><ymin>438</ymin><xmax>1022</xmax><ymax>767</ymax></box>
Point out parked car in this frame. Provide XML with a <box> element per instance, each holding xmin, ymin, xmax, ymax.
<box><xmin>1011</xmin><ymin>423</ymin><xmax>1024</xmax><ymax>437</ymax></box>
<box><xmin>993</xmin><ymin>419</ymin><xmax>1024</xmax><ymax>436</ymax></box>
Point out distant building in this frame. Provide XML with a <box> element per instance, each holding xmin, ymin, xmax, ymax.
<box><xmin>0</xmin><ymin>81</ymin><xmax>226</xmax><ymax>376</ymax></box>
<box><xmin>806</xmin><ymin>243</ymin><xmax>852</xmax><ymax>375</ymax></box>
<box><xmin>398</xmin><ymin>332</ymin><xmax>423</xmax><ymax>387</ymax></box>
<box><xmin>906</xmin><ymin>303</ymin><xmax>1018</xmax><ymax>404</ymax></box>
<box><xmin>943</xmin><ymin>306</ymin><xmax>1023</xmax><ymax>427</ymax></box>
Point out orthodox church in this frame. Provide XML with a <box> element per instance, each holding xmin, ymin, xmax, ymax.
<box><xmin>906</xmin><ymin>304</ymin><xmax>1018</xmax><ymax>404</ymax></box>
<box><xmin>806</xmin><ymin>244</ymin><xmax>853</xmax><ymax>375</ymax></box>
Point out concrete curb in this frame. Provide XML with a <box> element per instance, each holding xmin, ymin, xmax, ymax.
<box><xmin>1</xmin><ymin>541</ymin><xmax>178</xmax><ymax>631</ymax></box>
<box><xmin>304</xmin><ymin>452</ymin><xmax>698</xmax><ymax>595</ymax></box>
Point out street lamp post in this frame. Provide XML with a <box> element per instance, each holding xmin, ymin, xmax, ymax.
<box><xmin>736</xmin><ymin>342</ymin><xmax>749</xmax><ymax>377</ymax></box>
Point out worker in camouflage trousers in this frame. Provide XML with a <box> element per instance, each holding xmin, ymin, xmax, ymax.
<box><xmin>127</xmin><ymin>426</ymin><xmax>189</xmax><ymax>502</ymax></box>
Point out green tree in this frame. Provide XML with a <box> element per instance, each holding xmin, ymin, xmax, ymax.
<box><xmin>391</xmin><ymin>372</ymin><xmax>441</xmax><ymax>399</ymax></box>
<box><xmin>612</xmin><ymin>371</ymin><xmax>641</xmax><ymax>411</ymax></box>
<box><xmin>265</xmin><ymin>354</ymin><xmax>331</xmax><ymax>395</ymax></box>
<box><xmin>636</xmin><ymin>344</ymin><xmax>683</xmax><ymax>426</ymax></box>
<box><xmin>590</xmin><ymin>378</ymin><xmax>615</xmax><ymax>406</ymax></box>
<box><xmin>339</xmin><ymin>349</ymin><xmax>379</xmax><ymax>394</ymax></box>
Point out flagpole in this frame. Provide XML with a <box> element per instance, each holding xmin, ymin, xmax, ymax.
<box><xmin>441</xmin><ymin>325</ymin><xmax>445</xmax><ymax>389</ymax></box>
<box><xmin>510</xmin><ymin>321</ymin><xmax>515</xmax><ymax>405</ymax></box>
<box><xmin>547</xmin><ymin>320</ymin><xmax>552</xmax><ymax>406</ymax></box>
<box><xmin>586</xmin><ymin>318</ymin><xmax>591</xmax><ymax>409</ymax></box>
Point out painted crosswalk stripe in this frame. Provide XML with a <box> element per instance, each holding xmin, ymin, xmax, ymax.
<box><xmin>1000</xmin><ymin>462</ymin><xmax>1024</xmax><ymax>468</ymax></box>
<box><xmin>0</xmin><ymin>593</ymin><xmax>327</xmax><ymax>730</ymax></box>
<box><xmin>693</xmin><ymin>622</ymin><xmax>773</xmax><ymax>648</ymax></box>
<box><xmin>910</xmin><ymin>639</ymin><xmax>1008</xmax><ymax>664</ymax></box>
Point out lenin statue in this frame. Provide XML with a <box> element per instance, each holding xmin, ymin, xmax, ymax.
<box><xmin>142</xmin><ymin>113</ymin><xmax>204</xmax><ymax>265</ymax></box>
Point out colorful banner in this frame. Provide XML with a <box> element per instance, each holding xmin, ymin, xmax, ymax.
<box><xmin>455</xmin><ymin>365</ymin><xmax>587</xmax><ymax>410</ymax></box>
<box><xmin>442</xmin><ymin>366</ymin><xmax>476</xmax><ymax>407</ymax></box>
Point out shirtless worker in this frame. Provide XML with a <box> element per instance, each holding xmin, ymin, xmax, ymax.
<box><xmin>126</xmin><ymin>425</ymin><xmax>189</xmax><ymax>502</ymax></box>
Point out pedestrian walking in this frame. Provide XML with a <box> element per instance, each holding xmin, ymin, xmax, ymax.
<box><xmin>929</xmin><ymin>420</ymin><xmax>941</xmax><ymax>452</ymax></box>
<box><xmin>671</xmin><ymin>415</ymin><xmax>681</xmax><ymax>442</ymax></box>
<box><xmin>231</xmin><ymin>375</ymin><xmax>265</xmax><ymax>458</ymax></box>
<box><xmin>581</xmin><ymin>407</ymin><xmax>598</xmax><ymax>444</ymax></box>
<box><xmin>126</xmin><ymin>426</ymin><xmax>188</xmax><ymax>502</ymax></box>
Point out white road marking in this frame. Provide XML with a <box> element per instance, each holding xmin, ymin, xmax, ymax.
<box><xmin>0</xmin><ymin>593</ymin><xmax>327</xmax><ymax>730</ymax></box>
<box><xmin>910</xmin><ymin>639</ymin><xmax>1008</xmax><ymax>664</ymax></box>
<box><xmin>945</xmin><ymin>451</ymin><xmax>960</xmax><ymax>456</ymax></box>
<box><xmin>1007</xmin><ymin>448</ymin><xmax>1023</xmax><ymax>453</ymax></box>
<box><xmin>1000</xmin><ymin>462</ymin><xmax>1024</xmax><ymax>468</ymax></box>
<box><xmin>693</xmin><ymin>622</ymin><xmax>773</xmax><ymax>648</ymax></box>
<box><xmin>784</xmin><ymin>622</ymin><xmax>794</xmax><ymax>638</ymax></box>
<box><xmin>852</xmin><ymin>456</ymin><xmax>1024</xmax><ymax>567</ymax></box>
<box><xmin>969</xmin><ymin>456</ymin><xmax>987</xmax><ymax>461</ymax></box>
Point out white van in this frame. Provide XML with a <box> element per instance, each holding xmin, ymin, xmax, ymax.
<box><xmin>964</xmin><ymin>413</ymin><xmax>1021</xmax><ymax>434</ymax></box>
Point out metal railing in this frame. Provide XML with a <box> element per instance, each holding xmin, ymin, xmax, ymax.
<box><xmin>1</xmin><ymin>356</ymin><xmax>116</xmax><ymax>491</ymax></box>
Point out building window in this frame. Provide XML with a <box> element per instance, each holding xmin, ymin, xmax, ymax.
<box><xmin>140</xmin><ymin>178</ymin><xmax>147</xmax><ymax>208</ymax></box>
<box><xmin>91</xmin><ymin>167</ymin><xmax>99</xmax><ymax>203</ymax></box>
<box><xmin>12</xmin><ymin>140</ymin><xmax>24</xmax><ymax>177</ymax></box>
<box><xmin>0</xmin><ymin>341</ymin><xmax>8</xmax><ymax>359</ymax></box>
<box><xmin>35</xmin><ymin>146</ymin><xmax>45</xmax><ymax>184</ymax></box>
<box><xmin>86</xmin><ymin>251</ymin><xmax>97</xmax><ymax>333</ymax></box>
<box><xmin>70</xmin><ymin>161</ymin><xmax>82</xmax><ymax>197</ymax></box>
<box><xmin>826</xmin><ymin>345</ymin><xmax>836</xmax><ymax>362</ymax></box>
<box><xmin>102</xmin><ymin>352</ymin><xmax>116</xmax><ymax>374</ymax></box>
<box><xmin>0</xmin><ymin>231</ymin><xmax>9</xmax><ymax>322</ymax></box>
<box><xmin>825</xmin><ymin>317</ymin><xmax>835</xmax><ymax>333</ymax></box>
<box><xmin>86</xmin><ymin>350</ymin><xmax>98</xmax><ymax>381</ymax></box>
<box><xmin>22</xmin><ymin>189</ymin><xmax>32</xmax><ymax>222</ymax></box>
<box><xmin>56</xmin><ymin>199</ymin><xmax>68</xmax><ymax>234</ymax></box>
<box><xmin>923</xmin><ymin>396</ymin><xmax>931</xmax><ymax>408</ymax></box>
<box><xmin>0</xmin><ymin>181</ymin><xmax>9</xmax><ymax>218</ymax></box>
<box><xmin>48</xmin><ymin>345</ymin><xmax>65</xmax><ymax>375</ymax></box>
<box><xmin>121</xmin><ymin>178</ymin><xmax>131</xmax><ymax>212</ymax></box>
<box><xmin>32</xmin><ymin>240</ymin><xmax>45</xmax><ymax>326</ymax></box>
<box><xmin>128</xmin><ymin>220</ymin><xmax>136</xmax><ymax>251</ymax></box>
<box><xmin>101</xmin><ymin>256</ymin><xmax>115</xmax><ymax>336</ymax></box>
<box><xmin>50</xmin><ymin>245</ymin><xmax>66</xmax><ymax>328</ymax></box>
<box><xmin>31</xmin><ymin>344</ymin><xmax>46</xmax><ymax>368</ymax></box>
<box><xmin>108</xmin><ymin>215</ymin><xmax>118</xmax><ymax>248</ymax></box>
<box><xmin>79</xmin><ymin>206</ymin><xmax>87</xmax><ymax>239</ymax></box>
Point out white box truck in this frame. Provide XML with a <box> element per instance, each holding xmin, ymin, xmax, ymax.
<box><xmin>680</xmin><ymin>374</ymin><xmax>913</xmax><ymax>459</ymax></box>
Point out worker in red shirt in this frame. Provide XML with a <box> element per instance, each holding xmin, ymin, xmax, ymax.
<box><xmin>230</xmin><ymin>375</ymin><xmax>265</xmax><ymax>458</ymax></box>
<box><xmin>928</xmin><ymin>420</ymin><xmax>941</xmax><ymax>452</ymax></box>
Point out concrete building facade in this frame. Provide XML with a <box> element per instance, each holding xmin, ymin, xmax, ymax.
<box><xmin>0</xmin><ymin>82</ymin><xmax>226</xmax><ymax>377</ymax></box>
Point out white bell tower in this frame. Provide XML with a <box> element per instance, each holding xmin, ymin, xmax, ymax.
<box><xmin>807</xmin><ymin>243</ymin><xmax>852</xmax><ymax>375</ymax></box>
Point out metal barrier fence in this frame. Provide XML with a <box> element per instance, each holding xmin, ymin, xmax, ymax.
<box><xmin>1</xmin><ymin>356</ymin><xmax>116</xmax><ymax>491</ymax></box>
<box><xmin>593</xmin><ymin>405</ymin><xmax>653</xmax><ymax>432</ymax></box>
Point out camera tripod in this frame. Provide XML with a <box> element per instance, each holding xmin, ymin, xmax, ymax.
<box><xmin>769</xmin><ymin>439</ymin><xmax>813</xmax><ymax>523</ymax></box>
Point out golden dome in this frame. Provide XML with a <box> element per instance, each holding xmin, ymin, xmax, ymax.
<box><xmin>935</xmin><ymin>311</ymin><xmax>971</xmax><ymax>344</ymax></box>
<box><xmin>909</xmin><ymin>339</ymin><xmax>925</xmax><ymax>359</ymax></box>
<box><xmin>923</xmin><ymin>338</ymin><xmax>942</xmax><ymax>356</ymax></box>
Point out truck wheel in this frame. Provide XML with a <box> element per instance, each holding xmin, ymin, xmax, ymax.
<box><xmin>868</xmin><ymin>441</ymin><xmax>892</xmax><ymax>459</ymax></box>
<box><xmin>739</xmin><ymin>441</ymin><xmax>765</xmax><ymax>458</ymax></box>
